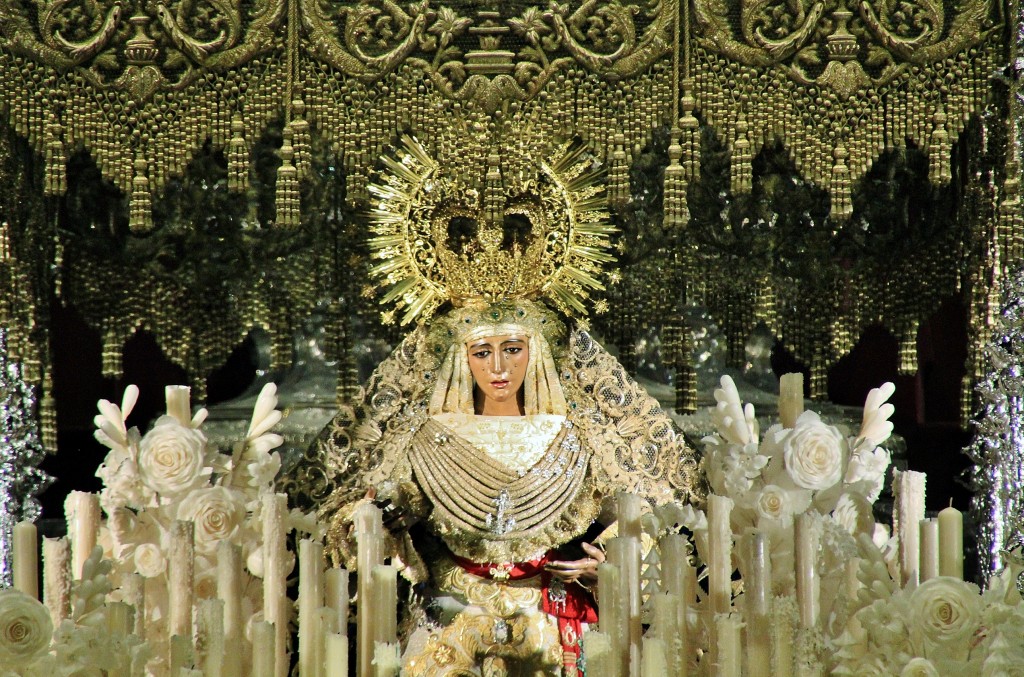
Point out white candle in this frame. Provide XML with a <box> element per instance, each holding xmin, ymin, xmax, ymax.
<box><xmin>617</xmin><ymin>492</ymin><xmax>643</xmax><ymax>540</ymax></box>
<box><xmin>325</xmin><ymin>631</ymin><xmax>349</xmax><ymax>677</ymax></box>
<box><xmin>598</xmin><ymin>562</ymin><xmax>626</xmax><ymax>677</ymax></box>
<box><xmin>778</xmin><ymin>373</ymin><xmax>804</xmax><ymax>429</ymax></box>
<box><xmin>606</xmin><ymin>537</ymin><xmax>641</xmax><ymax>674</ymax></box>
<box><xmin>708</xmin><ymin>495</ymin><xmax>734</xmax><ymax>616</ymax></box>
<box><xmin>166</xmin><ymin>385</ymin><xmax>192</xmax><ymax>425</ymax></box>
<box><xmin>125</xmin><ymin>573</ymin><xmax>145</xmax><ymax>637</ymax></box>
<box><xmin>106</xmin><ymin>601</ymin><xmax>132</xmax><ymax>635</ymax></box>
<box><xmin>771</xmin><ymin>600</ymin><xmax>795</xmax><ymax>677</ymax></box>
<box><xmin>325</xmin><ymin>568</ymin><xmax>350</xmax><ymax>635</ymax></box>
<box><xmin>13</xmin><ymin>520</ymin><xmax>38</xmax><ymax>598</ymax></box>
<box><xmin>744</xmin><ymin>530</ymin><xmax>771</xmax><ymax>677</ymax></box>
<box><xmin>299</xmin><ymin>539</ymin><xmax>326</xmax><ymax>677</ymax></box>
<box><xmin>919</xmin><ymin>518</ymin><xmax>939</xmax><ymax>582</ymax></box>
<box><xmin>252</xmin><ymin>621</ymin><xmax>275</xmax><ymax>677</ymax></box>
<box><xmin>42</xmin><ymin>536</ymin><xmax>70</xmax><ymax>626</ymax></box>
<box><xmin>354</xmin><ymin>503</ymin><xmax>384</xmax><ymax>677</ymax></box>
<box><xmin>658</xmin><ymin>533</ymin><xmax>692</xmax><ymax>676</ymax></box>
<box><xmin>794</xmin><ymin>514</ymin><xmax>819</xmax><ymax>629</ymax></box>
<box><xmin>372</xmin><ymin>641</ymin><xmax>400</xmax><ymax>677</ymax></box>
<box><xmin>894</xmin><ymin>470</ymin><xmax>926</xmax><ymax>588</ymax></box>
<box><xmin>315</xmin><ymin>608</ymin><xmax>337</xmax><ymax>677</ymax></box>
<box><xmin>583</xmin><ymin>630</ymin><xmax>612</xmax><ymax>677</ymax></box>
<box><xmin>263</xmin><ymin>493</ymin><xmax>290</xmax><ymax>677</ymax></box>
<box><xmin>714</xmin><ymin>613</ymin><xmax>742</xmax><ymax>677</ymax></box>
<box><xmin>199</xmin><ymin>598</ymin><xmax>225</xmax><ymax>677</ymax></box>
<box><xmin>169</xmin><ymin>520</ymin><xmax>195</xmax><ymax>640</ymax></box>
<box><xmin>641</xmin><ymin>637</ymin><xmax>668</xmax><ymax>677</ymax></box>
<box><xmin>371</xmin><ymin>565</ymin><xmax>398</xmax><ymax>645</ymax></box>
<box><xmin>217</xmin><ymin>541</ymin><xmax>243</xmax><ymax>636</ymax></box>
<box><xmin>170</xmin><ymin>634</ymin><xmax>196</xmax><ymax>675</ymax></box>
<box><xmin>938</xmin><ymin>504</ymin><xmax>964</xmax><ymax>579</ymax></box>
<box><xmin>65</xmin><ymin>491</ymin><xmax>100</xmax><ymax>579</ymax></box>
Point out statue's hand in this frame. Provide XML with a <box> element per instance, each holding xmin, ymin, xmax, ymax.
<box><xmin>544</xmin><ymin>541</ymin><xmax>605</xmax><ymax>587</ymax></box>
<box><xmin>365</xmin><ymin>487</ymin><xmax>421</xmax><ymax>532</ymax></box>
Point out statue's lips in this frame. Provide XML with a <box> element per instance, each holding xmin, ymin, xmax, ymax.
<box><xmin>490</xmin><ymin>380</ymin><xmax>510</xmax><ymax>389</ymax></box>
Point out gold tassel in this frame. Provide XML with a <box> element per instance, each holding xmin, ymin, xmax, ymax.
<box><xmin>731</xmin><ymin>116</ymin><xmax>752</xmax><ymax>194</ymax></box>
<box><xmin>929</xmin><ymin>106</ymin><xmax>951</xmax><ymax>183</ymax></box>
<box><xmin>608</xmin><ymin>133</ymin><xmax>629</xmax><ymax>207</ymax></box>
<box><xmin>290</xmin><ymin>96</ymin><xmax>311</xmax><ymax>180</ymax></box>
<box><xmin>44</xmin><ymin>120</ymin><xmax>66</xmax><ymax>196</ymax></box>
<box><xmin>898</xmin><ymin>320</ymin><xmax>919</xmax><ymax>375</ymax></box>
<box><xmin>830</xmin><ymin>145</ymin><xmax>853</xmax><ymax>220</ymax></box>
<box><xmin>102</xmin><ymin>329</ymin><xmax>122</xmax><ymax>379</ymax></box>
<box><xmin>227</xmin><ymin>114</ymin><xmax>250</xmax><ymax>193</ymax></box>
<box><xmin>275</xmin><ymin>133</ymin><xmax>300</xmax><ymax>227</ymax></box>
<box><xmin>484</xmin><ymin>150</ymin><xmax>503</xmax><ymax>228</ymax></box>
<box><xmin>663</xmin><ymin>134</ymin><xmax>686</xmax><ymax>228</ymax></box>
<box><xmin>680</xmin><ymin>80</ymin><xmax>701</xmax><ymax>183</ymax></box>
<box><xmin>809</xmin><ymin>351</ymin><xmax>828</xmax><ymax>400</ymax></box>
<box><xmin>41</xmin><ymin>371</ymin><xmax>57</xmax><ymax>453</ymax></box>
<box><xmin>128</xmin><ymin>154</ymin><xmax>153</xmax><ymax>232</ymax></box>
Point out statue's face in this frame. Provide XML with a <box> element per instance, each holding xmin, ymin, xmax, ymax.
<box><xmin>466</xmin><ymin>335</ymin><xmax>530</xmax><ymax>409</ymax></box>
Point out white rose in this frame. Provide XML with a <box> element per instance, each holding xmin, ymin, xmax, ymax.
<box><xmin>134</xmin><ymin>542</ymin><xmax>167</xmax><ymax>578</ymax></box>
<box><xmin>909</xmin><ymin>577</ymin><xmax>982</xmax><ymax>647</ymax></box>
<box><xmin>783</xmin><ymin>413</ymin><xmax>847</xmax><ymax>490</ymax></box>
<box><xmin>901</xmin><ymin>658</ymin><xmax>939</xmax><ymax>677</ymax></box>
<box><xmin>177</xmin><ymin>486</ymin><xmax>246</xmax><ymax>550</ymax></box>
<box><xmin>137</xmin><ymin>416</ymin><xmax>208</xmax><ymax>496</ymax></box>
<box><xmin>755</xmin><ymin>484</ymin><xmax>792</xmax><ymax>522</ymax></box>
<box><xmin>0</xmin><ymin>589</ymin><xmax>53</xmax><ymax>667</ymax></box>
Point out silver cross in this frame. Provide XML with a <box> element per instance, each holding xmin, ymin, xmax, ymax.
<box><xmin>485</xmin><ymin>488</ymin><xmax>516</xmax><ymax>535</ymax></box>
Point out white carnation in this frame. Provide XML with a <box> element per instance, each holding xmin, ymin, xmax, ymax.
<box><xmin>783</xmin><ymin>412</ymin><xmax>847</xmax><ymax>490</ymax></box>
<box><xmin>137</xmin><ymin>416</ymin><xmax>209</xmax><ymax>496</ymax></box>
<box><xmin>0</xmin><ymin>589</ymin><xmax>53</xmax><ymax>667</ymax></box>
<box><xmin>830</xmin><ymin>492</ymin><xmax>875</xmax><ymax>537</ymax></box>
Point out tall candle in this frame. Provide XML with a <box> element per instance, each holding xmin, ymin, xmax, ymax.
<box><xmin>65</xmin><ymin>491</ymin><xmax>100</xmax><ymax>579</ymax></box>
<box><xmin>125</xmin><ymin>573</ymin><xmax>145</xmax><ymax>637</ymax></box>
<box><xmin>919</xmin><ymin>518</ymin><xmax>939</xmax><ymax>582</ymax></box>
<box><xmin>371</xmin><ymin>565</ymin><xmax>398</xmax><ymax>645</ymax></box>
<box><xmin>938</xmin><ymin>504</ymin><xmax>964</xmax><ymax>579</ymax></box>
<box><xmin>894</xmin><ymin>470</ymin><xmax>926</xmax><ymax>588</ymax></box>
<box><xmin>651</xmin><ymin>594</ymin><xmax>678</xmax><ymax>676</ymax></box>
<box><xmin>299</xmin><ymin>539</ymin><xmax>326</xmax><ymax>677</ymax></box>
<box><xmin>315</xmin><ymin>608</ymin><xmax>337</xmax><ymax>677</ymax></box>
<box><xmin>583</xmin><ymin>631</ymin><xmax>612</xmax><ymax>677</ymax></box>
<box><xmin>658</xmin><ymin>533</ymin><xmax>692</xmax><ymax>676</ymax></box>
<box><xmin>42</xmin><ymin>536</ymin><xmax>70</xmax><ymax>625</ymax></box>
<box><xmin>794</xmin><ymin>514</ymin><xmax>819</xmax><ymax>629</ymax></box>
<box><xmin>217</xmin><ymin>540</ymin><xmax>243</xmax><ymax>673</ymax></box>
<box><xmin>771</xmin><ymin>600</ymin><xmax>795</xmax><ymax>677</ymax></box>
<box><xmin>372</xmin><ymin>642</ymin><xmax>400</xmax><ymax>677</ymax></box>
<box><xmin>200</xmin><ymin>598</ymin><xmax>225</xmax><ymax>677</ymax></box>
<box><xmin>606</xmin><ymin>537</ymin><xmax>641</xmax><ymax>674</ymax></box>
<box><xmin>744</xmin><ymin>530</ymin><xmax>771</xmax><ymax>677</ymax></box>
<box><xmin>778</xmin><ymin>373</ymin><xmax>804</xmax><ymax>429</ymax></box>
<box><xmin>598</xmin><ymin>562</ymin><xmax>625</xmax><ymax>677</ymax></box>
<box><xmin>325</xmin><ymin>568</ymin><xmax>350</xmax><ymax>635</ymax></box>
<box><xmin>325</xmin><ymin>631</ymin><xmax>349</xmax><ymax>677</ymax></box>
<box><xmin>166</xmin><ymin>385</ymin><xmax>192</xmax><ymax>425</ymax></box>
<box><xmin>13</xmin><ymin>520</ymin><xmax>38</xmax><ymax>598</ymax></box>
<box><xmin>252</xmin><ymin>621</ymin><xmax>275</xmax><ymax>677</ymax></box>
<box><xmin>169</xmin><ymin>520</ymin><xmax>195</xmax><ymax>640</ymax></box>
<box><xmin>170</xmin><ymin>634</ymin><xmax>196</xmax><ymax>676</ymax></box>
<box><xmin>708</xmin><ymin>495</ymin><xmax>734</xmax><ymax>616</ymax></box>
<box><xmin>714</xmin><ymin>613</ymin><xmax>742</xmax><ymax>677</ymax></box>
<box><xmin>641</xmin><ymin>637</ymin><xmax>668</xmax><ymax>677</ymax></box>
<box><xmin>263</xmin><ymin>493</ymin><xmax>290</xmax><ymax>677</ymax></box>
<box><xmin>617</xmin><ymin>492</ymin><xmax>643</xmax><ymax>540</ymax></box>
<box><xmin>354</xmin><ymin>502</ymin><xmax>384</xmax><ymax>677</ymax></box>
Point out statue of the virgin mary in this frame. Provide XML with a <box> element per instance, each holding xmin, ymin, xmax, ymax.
<box><xmin>289</xmin><ymin>134</ymin><xmax>703</xmax><ymax>676</ymax></box>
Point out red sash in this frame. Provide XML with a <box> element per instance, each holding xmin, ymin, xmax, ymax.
<box><xmin>452</xmin><ymin>552</ymin><xmax>599</xmax><ymax>676</ymax></box>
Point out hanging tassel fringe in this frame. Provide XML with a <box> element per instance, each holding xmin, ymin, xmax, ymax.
<box><xmin>484</xmin><ymin>150</ymin><xmax>503</xmax><ymax>229</ymax></box>
<box><xmin>680</xmin><ymin>81</ymin><xmax>701</xmax><ymax>183</ymax></box>
<box><xmin>898</xmin><ymin>320</ymin><xmax>919</xmax><ymax>375</ymax></box>
<box><xmin>830</xmin><ymin>145</ymin><xmax>853</xmax><ymax>220</ymax></box>
<box><xmin>128</xmin><ymin>154</ymin><xmax>153</xmax><ymax>232</ymax></box>
<box><xmin>663</xmin><ymin>135</ymin><xmax>686</xmax><ymax>229</ymax></box>
<box><xmin>102</xmin><ymin>329</ymin><xmax>122</xmax><ymax>379</ymax></box>
<box><xmin>227</xmin><ymin>114</ymin><xmax>250</xmax><ymax>193</ymax></box>
<box><xmin>608</xmin><ymin>133</ymin><xmax>629</xmax><ymax>207</ymax></box>
<box><xmin>275</xmin><ymin>133</ymin><xmax>300</xmax><ymax>227</ymax></box>
<box><xmin>929</xmin><ymin>106</ymin><xmax>951</xmax><ymax>184</ymax></box>
<box><xmin>731</xmin><ymin>117</ymin><xmax>752</xmax><ymax>194</ymax></box>
<box><xmin>290</xmin><ymin>97</ymin><xmax>312</xmax><ymax>181</ymax></box>
<box><xmin>41</xmin><ymin>372</ymin><xmax>57</xmax><ymax>453</ymax></box>
<box><xmin>44</xmin><ymin>121</ymin><xmax>66</xmax><ymax>196</ymax></box>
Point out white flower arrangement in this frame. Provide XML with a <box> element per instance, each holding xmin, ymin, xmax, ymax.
<box><xmin>700</xmin><ymin>375</ymin><xmax>895</xmax><ymax>604</ymax></box>
<box><xmin>89</xmin><ymin>382</ymin><xmax>300</xmax><ymax>675</ymax></box>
